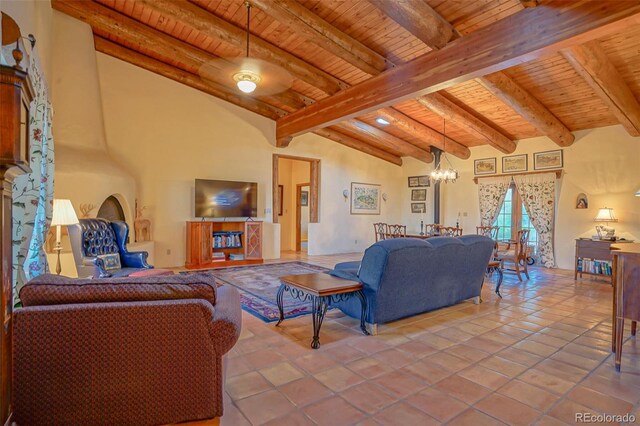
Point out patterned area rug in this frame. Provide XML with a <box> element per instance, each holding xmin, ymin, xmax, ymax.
<box><xmin>184</xmin><ymin>262</ymin><xmax>330</xmax><ymax>323</ymax></box>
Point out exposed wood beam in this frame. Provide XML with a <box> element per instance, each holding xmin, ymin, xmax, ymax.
<box><xmin>276</xmin><ymin>1</ymin><xmax>640</xmax><ymax>143</ymax></box>
<box><xmin>137</xmin><ymin>0</ymin><xmax>345</xmax><ymax>95</ymax></box>
<box><xmin>250</xmin><ymin>0</ymin><xmax>389</xmax><ymax>75</ymax></box>
<box><xmin>561</xmin><ymin>40</ymin><xmax>640</xmax><ymax>137</ymax></box>
<box><xmin>478</xmin><ymin>73</ymin><xmax>575</xmax><ymax>146</ymax></box>
<box><xmin>418</xmin><ymin>93</ymin><xmax>517</xmax><ymax>154</ymax></box>
<box><xmin>53</xmin><ymin>0</ymin><xmax>415</xmax><ymax>165</ymax></box>
<box><xmin>369</xmin><ymin>0</ymin><xmax>453</xmax><ymax>49</ymax></box>
<box><xmin>313</xmin><ymin>128</ymin><xmax>403</xmax><ymax>166</ymax></box>
<box><xmin>520</xmin><ymin>0</ymin><xmax>540</xmax><ymax>8</ymax></box>
<box><xmin>336</xmin><ymin>120</ymin><xmax>433</xmax><ymax>163</ymax></box>
<box><xmin>376</xmin><ymin>108</ymin><xmax>470</xmax><ymax>159</ymax></box>
<box><xmin>94</xmin><ymin>36</ymin><xmax>284</xmax><ymax>120</ymax></box>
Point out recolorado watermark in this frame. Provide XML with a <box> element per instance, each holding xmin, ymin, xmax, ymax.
<box><xmin>576</xmin><ymin>413</ymin><xmax>636</xmax><ymax>423</ymax></box>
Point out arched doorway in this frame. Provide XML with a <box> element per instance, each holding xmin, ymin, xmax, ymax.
<box><xmin>97</xmin><ymin>195</ymin><xmax>126</xmax><ymax>222</ymax></box>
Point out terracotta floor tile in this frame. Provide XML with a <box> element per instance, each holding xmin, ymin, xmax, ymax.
<box><xmin>314</xmin><ymin>366</ymin><xmax>365</xmax><ymax>392</ymax></box>
<box><xmin>339</xmin><ymin>382</ymin><xmax>397</xmax><ymax>415</ymax></box>
<box><xmin>322</xmin><ymin>344</ymin><xmax>364</xmax><ymax>364</ymax></box>
<box><xmin>261</xmin><ymin>411</ymin><xmax>315</xmax><ymax>426</ymax></box>
<box><xmin>498</xmin><ymin>380</ymin><xmax>559</xmax><ymax>411</ymax></box>
<box><xmin>425</xmin><ymin>351</ymin><xmax>472</xmax><ymax>372</ymax></box>
<box><xmin>448</xmin><ymin>408</ymin><xmax>507</xmax><ymax>426</ymax></box>
<box><xmin>396</xmin><ymin>340</ymin><xmax>438</xmax><ymax>358</ymax></box>
<box><xmin>371</xmin><ymin>348</ymin><xmax>415</xmax><ymax>369</ymax></box>
<box><xmin>373</xmin><ymin>370</ymin><xmax>428</xmax><ymax>399</ymax></box>
<box><xmin>226</xmin><ymin>371</ymin><xmax>273</xmax><ymax>400</ymax></box>
<box><xmin>406</xmin><ymin>387</ymin><xmax>469</xmax><ymax>422</ymax></box>
<box><xmin>498</xmin><ymin>347</ymin><xmax>544</xmax><ymax>367</ymax></box>
<box><xmin>434</xmin><ymin>374</ymin><xmax>493</xmax><ymax>404</ymax></box>
<box><xmin>346</xmin><ymin>356</ymin><xmax>394</xmax><ymax>379</ymax></box>
<box><xmin>457</xmin><ymin>364</ymin><xmax>510</xmax><ymax>390</ymax></box>
<box><xmin>518</xmin><ymin>369</ymin><xmax>576</xmax><ymax>395</ymax></box>
<box><xmin>475</xmin><ymin>393</ymin><xmax>541</xmax><ymax>426</ymax></box>
<box><xmin>567</xmin><ymin>386</ymin><xmax>634</xmax><ymax>416</ymax></box>
<box><xmin>550</xmin><ymin>350</ymin><xmax>603</xmax><ymax>371</ymax></box>
<box><xmin>447</xmin><ymin>344</ymin><xmax>492</xmax><ymax>362</ymax></box>
<box><xmin>548</xmin><ymin>399</ymin><xmax>595</xmax><ymax>424</ymax></box>
<box><xmin>303</xmin><ymin>396</ymin><xmax>367</xmax><ymax>426</ymax></box>
<box><xmin>259</xmin><ymin>362</ymin><xmax>305</xmax><ymax>386</ymax></box>
<box><xmin>580</xmin><ymin>375</ymin><xmax>640</xmax><ymax>405</ymax></box>
<box><xmin>400</xmin><ymin>359</ymin><xmax>452</xmax><ymax>384</ymax></box>
<box><xmin>278</xmin><ymin>377</ymin><xmax>334</xmax><ymax>408</ymax></box>
<box><xmin>534</xmin><ymin>359</ymin><xmax>590</xmax><ymax>383</ymax></box>
<box><xmin>513</xmin><ymin>340</ymin><xmax>559</xmax><ymax>357</ymax></box>
<box><xmin>235</xmin><ymin>390</ymin><xmax>297</xmax><ymax>426</ymax></box>
<box><xmin>242</xmin><ymin>350</ymin><xmax>289</xmax><ymax>370</ymax></box>
<box><xmin>375</xmin><ymin>402</ymin><xmax>439</xmax><ymax>426</ymax></box>
<box><xmin>480</xmin><ymin>355</ymin><xmax>529</xmax><ymax>377</ymax></box>
<box><xmin>293</xmin><ymin>352</ymin><xmax>337</xmax><ymax>375</ymax></box>
<box><xmin>416</xmin><ymin>332</ymin><xmax>458</xmax><ymax>350</ymax></box>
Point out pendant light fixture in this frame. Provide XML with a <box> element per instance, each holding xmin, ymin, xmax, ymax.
<box><xmin>430</xmin><ymin>119</ymin><xmax>458</xmax><ymax>183</ymax></box>
<box><xmin>234</xmin><ymin>1</ymin><xmax>260</xmax><ymax>94</ymax></box>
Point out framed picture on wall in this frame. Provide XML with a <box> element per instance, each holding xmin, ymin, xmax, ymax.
<box><xmin>534</xmin><ymin>149</ymin><xmax>563</xmax><ymax>170</ymax></box>
<box><xmin>408</xmin><ymin>175</ymin><xmax>430</xmax><ymax>187</ymax></box>
<box><xmin>278</xmin><ymin>185</ymin><xmax>284</xmax><ymax>216</ymax></box>
<box><xmin>411</xmin><ymin>189</ymin><xmax>427</xmax><ymax>201</ymax></box>
<box><xmin>502</xmin><ymin>154</ymin><xmax>528</xmax><ymax>173</ymax></box>
<box><xmin>474</xmin><ymin>158</ymin><xmax>497</xmax><ymax>175</ymax></box>
<box><xmin>350</xmin><ymin>182</ymin><xmax>381</xmax><ymax>215</ymax></box>
<box><xmin>300</xmin><ymin>191</ymin><xmax>309</xmax><ymax>206</ymax></box>
<box><xmin>411</xmin><ymin>202</ymin><xmax>426</xmax><ymax>213</ymax></box>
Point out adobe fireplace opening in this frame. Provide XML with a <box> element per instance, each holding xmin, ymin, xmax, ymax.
<box><xmin>97</xmin><ymin>195</ymin><xmax>126</xmax><ymax>222</ymax></box>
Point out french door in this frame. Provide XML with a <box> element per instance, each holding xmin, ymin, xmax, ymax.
<box><xmin>493</xmin><ymin>184</ymin><xmax>539</xmax><ymax>254</ymax></box>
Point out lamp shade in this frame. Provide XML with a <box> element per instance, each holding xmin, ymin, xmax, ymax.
<box><xmin>593</xmin><ymin>207</ymin><xmax>617</xmax><ymax>223</ymax></box>
<box><xmin>635</xmin><ymin>188</ymin><xmax>640</xmax><ymax>197</ymax></box>
<box><xmin>51</xmin><ymin>199</ymin><xmax>79</xmax><ymax>226</ymax></box>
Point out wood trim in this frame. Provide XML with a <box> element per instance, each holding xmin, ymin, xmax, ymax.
<box><xmin>275</xmin><ymin>1</ymin><xmax>640</xmax><ymax>140</ymax></box>
<box><xmin>473</xmin><ymin>169</ymin><xmax>563</xmax><ymax>184</ymax></box>
<box><xmin>295</xmin><ymin>182</ymin><xmax>310</xmax><ymax>252</ymax></box>
<box><xmin>272</xmin><ymin>155</ymin><xmax>279</xmax><ymax>224</ymax></box>
<box><xmin>561</xmin><ymin>40</ymin><xmax>640</xmax><ymax>137</ymax></box>
<box><xmin>273</xmin><ymin>155</ymin><xmax>320</xmax><ymax>226</ymax></box>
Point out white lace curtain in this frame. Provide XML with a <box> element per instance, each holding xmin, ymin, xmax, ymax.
<box><xmin>12</xmin><ymin>51</ymin><xmax>55</xmax><ymax>306</ymax></box>
<box><xmin>514</xmin><ymin>173</ymin><xmax>556</xmax><ymax>268</ymax></box>
<box><xmin>477</xmin><ymin>175</ymin><xmax>512</xmax><ymax>226</ymax></box>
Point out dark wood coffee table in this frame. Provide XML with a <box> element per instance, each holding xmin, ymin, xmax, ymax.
<box><xmin>276</xmin><ymin>273</ymin><xmax>369</xmax><ymax>349</ymax></box>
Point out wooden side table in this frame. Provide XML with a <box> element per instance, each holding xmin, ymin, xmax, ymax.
<box><xmin>276</xmin><ymin>273</ymin><xmax>370</xmax><ymax>349</ymax></box>
<box><xmin>611</xmin><ymin>243</ymin><xmax>640</xmax><ymax>371</ymax></box>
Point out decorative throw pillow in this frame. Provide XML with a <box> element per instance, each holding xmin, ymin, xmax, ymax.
<box><xmin>97</xmin><ymin>253</ymin><xmax>121</xmax><ymax>271</ymax></box>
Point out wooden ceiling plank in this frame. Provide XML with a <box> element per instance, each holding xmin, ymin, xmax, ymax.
<box><xmin>250</xmin><ymin>0</ymin><xmax>389</xmax><ymax>75</ymax></box>
<box><xmin>418</xmin><ymin>93</ymin><xmax>517</xmax><ymax>154</ymax></box>
<box><xmin>336</xmin><ymin>120</ymin><xmax>434</xmax><ymax>163</ymax></box>
<box><xmin>561</xmin><ymin>40</ymin><xmax>640</xmax><ymax>137</ymax></box>
<box><xmin>313</xmin><ymin>128</ymin><xmax>403</xmax><ymax>166</ymax></box>
<box><xmin>368</xmin><ymin>0</ymin><xmax>453</xmax><ymax>49</ymax></box>
<box><xmin>94</xmin><ymin>36</ymin><xmax>284</xmax><ymax>119</ymax></box>
<box><xmin>478</xmin><ymin>72</ymin><xmax>575</xmax><ymax>146</ymax></box>
<box><xmin>137</xmin><ymin>0</ymin><xmax>346</xmax><ymax>95</ymax></box>
<box><xmin>276</xmin><ymin>1</ymin><xmax>640</xmax><ymax>143</ymax></box>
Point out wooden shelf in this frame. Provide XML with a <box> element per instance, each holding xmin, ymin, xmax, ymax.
<box><xmin>186</xmin><ymin>220</ymin><xmax>263</xmax><ymax>269</ymax></box>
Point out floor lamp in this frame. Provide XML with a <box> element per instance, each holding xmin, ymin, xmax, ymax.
<box><xmin>51</xmin><ymin>199</ymin><xmax>79</xmax><ymax>275</ymax></box>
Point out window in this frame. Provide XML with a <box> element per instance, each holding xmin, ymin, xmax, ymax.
<box><xmin>492</xmin><ymin>184</ymin><xmax>539</xmax><ymax>255</ymax></box>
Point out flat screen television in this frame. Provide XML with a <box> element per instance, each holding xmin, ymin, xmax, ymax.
<box><xmin>195</xmin><ymin>179</ymin><xmax>258</xmax><ymax>218</ymax></box>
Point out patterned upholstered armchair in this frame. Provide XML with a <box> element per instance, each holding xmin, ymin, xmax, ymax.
<box><xmin>68</xmin><ymin>218</ymin><xmax>152</xmax><ymax>278</ymax></box>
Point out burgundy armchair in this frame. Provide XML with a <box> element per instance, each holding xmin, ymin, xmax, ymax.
<box><xmin>12</xmin><ymin>273</ymin><xmax>241</xmax><ymax>426</ymax></box>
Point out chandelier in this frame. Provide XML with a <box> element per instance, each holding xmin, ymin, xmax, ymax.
<box><xmin>430</xmin><ymin>119</ymin><xmax>458</xmax><ymax>183</ymax></box>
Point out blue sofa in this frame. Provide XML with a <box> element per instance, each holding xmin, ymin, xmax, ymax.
<box><xmin>68</xmin><ymin>218</ymin><xmax>153</xmax><ymax>278</ymax></box>
<box><xmin>331</xmin><ymin>235</ymin><xmax>494</xmax><ymax>329</ymax></box>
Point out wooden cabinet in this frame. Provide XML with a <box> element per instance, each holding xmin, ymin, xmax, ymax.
<box><xmin>574</xmin><ymin>238</ymin><xmax>632</xmax><ymax>282</ymax></box>
<box><xmin>0</xmin><ymin>64</ymin><xmax>33</xmax><ymax>422</ymax></box>
<box><xmin>185</xmin><ymin>221</ymin><xmax>263</xmax><ymax>269</ymax></box>
<box><xmin>611</xmin><ymin>243</ymin><xmax>640</xmax><ymax>371</ymax></box>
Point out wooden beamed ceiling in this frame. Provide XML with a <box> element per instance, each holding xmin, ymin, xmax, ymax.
<box><xmin>52</xmin><ymin>0</ymin><xmax>640</xmax><ymax>167</ymax></box>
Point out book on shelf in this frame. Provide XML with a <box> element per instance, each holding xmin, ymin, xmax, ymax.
<box><xmin>229</xmin><ymin>254</ymin><xmax>245</xmax><ymax>261</ymax></box>
<box><xmin>212</xmin><ymin>231</ymin><xmax>243</xmax><ymax>249</ymax></box>
<box><xmin>212</xmin><ymin>252</ymin><xmax>225</xmax><ymax>259</ymax></box>
<box><xmin>577</xmin><ymin>257</ymin><xmax>612</xmax><ymax>276</ymax></box>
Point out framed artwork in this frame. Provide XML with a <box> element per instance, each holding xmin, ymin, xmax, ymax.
<box><xmin>408</xmin><ymin>175</ymin><xmax>430</xmax><ymax>187</ymax></box>
<box><xmin>300</xmin><ymin>190</ymin><xmax>309</xmax><ymax>206</ymax></box>
<box><xmin>411</xmin><ymin>202</ymin><xmax>426</xmax><ymax>213</ymax></box>
<box><xmin>474</xmin><ymin>157</ymin><xmax>497</xmax><ymax>175</ymax></box>
<box><xmin>411</xmin><ymin>189</ymin><xmax>427</xmax><ymax>201</ymax></box>
<box><xmin>350</xmin><ymin>182</ymin><xmax>381</xmax><ymax>215</ymax></box>
<box><xmin>278</xmin><ymin>185</ymin><xmax>284</xmax><ymax>216</ymax></box>
<box><xmin>576</xmin><ymin>193</ymin><xmax>588</xmax><ymax>209</ymax></box>
<box><xmin>534</xmin><ymin>149</ymin><xmax>563</xmax><ymax>170</ymax></box>
<box><xmin>502</xmin><ymin>154</ymin><xmax>527</xmax><ymax>173</ymax></box>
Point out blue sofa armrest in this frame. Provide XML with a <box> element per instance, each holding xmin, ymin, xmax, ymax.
<box><xmin>121</xmin><ymin>251</ymin><xmax>152</xmax><ymax>269</ymax></box>
<box><xmin>82</xmin><ymin>257</ymin><xmax>111</xmax><ymax>278</ymax></box>
<box><xmin>329</xmin><ymin>261</ymin><xmax>361</xmax><ymax>282</ymax></box>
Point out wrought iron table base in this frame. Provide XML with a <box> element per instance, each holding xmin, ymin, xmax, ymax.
<box><xmin>487</xmin><ymin>264</ymin><xmax>505</xmax><ymax>297</ymax></box>
<box><xmin>276</xmin><ymin>284</ymin><xmax>369</xmax><ymax>349</ymax></box>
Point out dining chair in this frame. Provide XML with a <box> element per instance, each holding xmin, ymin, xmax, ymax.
<box><xmin>423</xmin><ymin>223</ymin><xmax>440</xmax><ymax>236</ymax></box>
<box><xmin>438</xmin><ymin>226</ymin><xmax>463</xmax><ymax>237</ymax></box>
<box><xmin>495</xmin><ymin>229</ymin><xmax>531</xmax><ymax>281</ymax></box>
<box><xmin>373</xmin><ymin>223</ymin><xmax>388</xmax><ymax>242</ymax></box>
<box><xmin>476</xmin><ymin>225</ymin><xmax>500</xmax><ymax>240</ymax></box>
<box><xmin>387</xmin><ymin>224</ymin><xmax>407</xmax><ymax>238</ymax></box>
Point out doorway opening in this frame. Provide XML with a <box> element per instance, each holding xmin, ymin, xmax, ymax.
<box><xmin>273</xmin><ymin>155</ymin><xmax>319</xmax><ymax>255</ymax></box>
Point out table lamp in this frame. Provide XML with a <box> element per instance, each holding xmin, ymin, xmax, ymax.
<box><xmin>51</xmin><ymin>199</ymin><xmax>79</xmax><ymax>275</ymax></box>
<box><xmin>593</xmin><ymin>207</ymin><xmax>617</xmax><ymax>240</ymax></box>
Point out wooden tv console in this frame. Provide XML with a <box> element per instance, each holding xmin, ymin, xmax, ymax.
<box><xmin>185</xmin><ymin>220</ymin><xmax>263</xmax><ymax>269</ymax></box>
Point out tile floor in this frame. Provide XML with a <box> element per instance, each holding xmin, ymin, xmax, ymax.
<box><xmin>189</xmin><ymin>252</ymin><xmax>640</xmax><ymax>426</ymax></box>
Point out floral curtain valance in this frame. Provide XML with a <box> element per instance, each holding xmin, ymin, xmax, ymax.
<box><xmin>12</xmin><ymin>51</ymin><xmax>55</xmax><ymax>305</ymax></box>
<box><xmin>477</xmin><ymin>175</ymin><xmax>512</xmax><ymax>227</ymax></box>
<box><xmin>513</xmin><ymin>172</ymin><xmax>556</xmax><ymax>268</ymax></box>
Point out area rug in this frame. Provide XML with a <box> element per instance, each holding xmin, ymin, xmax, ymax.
<box><xmin>183</xmin><ymin>262</ymin><xmax>331</xmax><ymax>323</ymax></box>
